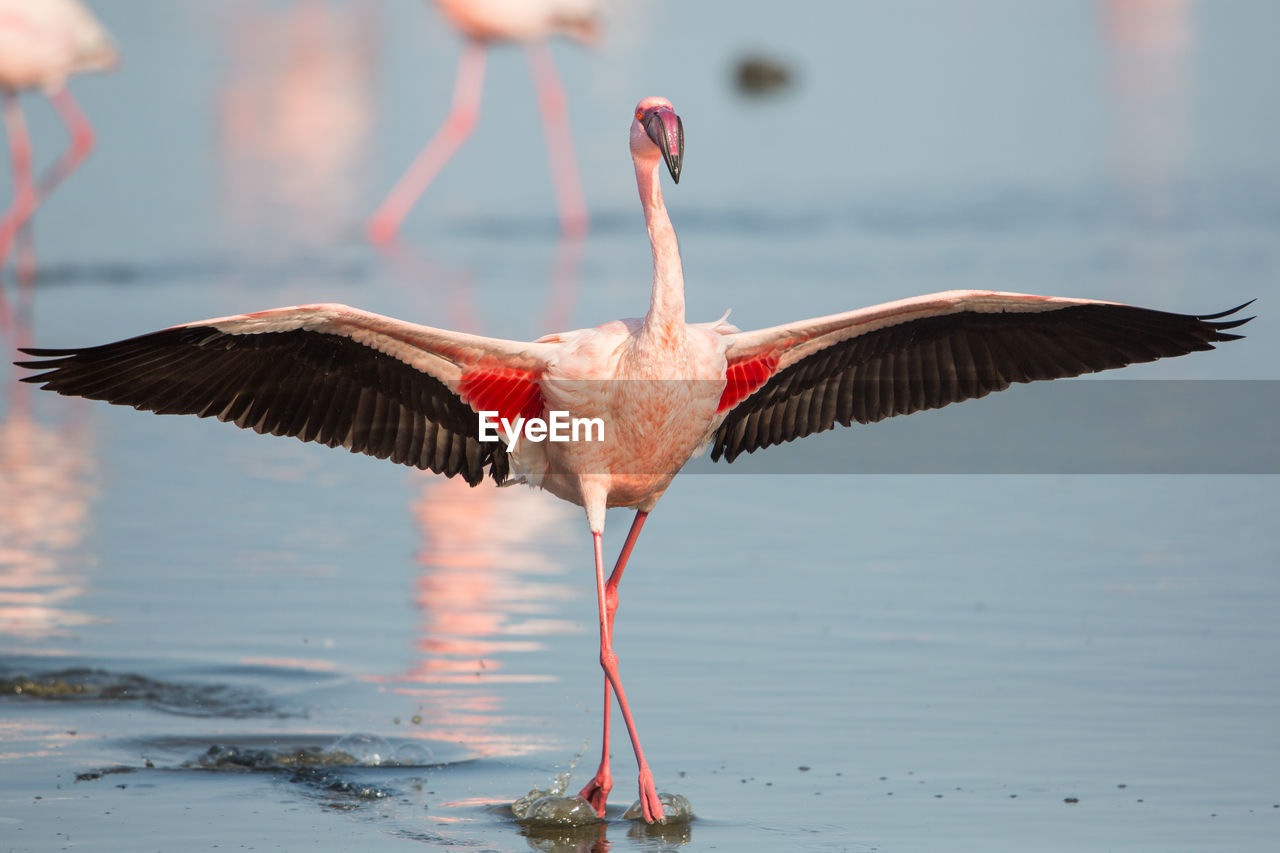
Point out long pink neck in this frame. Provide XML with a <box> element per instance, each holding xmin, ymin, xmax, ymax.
<box><xmin>634</xmin><ymin>158</ymin><xmax>685</xmax><ymax>341</ymax></box>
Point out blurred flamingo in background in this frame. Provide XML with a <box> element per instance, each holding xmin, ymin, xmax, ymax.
<box><xmin>0</xmin><ymin>0</ymin><xmax>116</xmax><ymax>274</ymax></box>
<box><xmin>367</xmin><ymin>0</ymin><xmax>597</xmax><ymax>244</ymax></box>
<box><xmin>1101</xmin><ymin>0</ymin><xmax>1194</xmax><ymax>222</ymax></box>
<box><xmin>17</xmin><ymin>97</ymin><xmax>1252</xmax><ymax>822</ymax></box>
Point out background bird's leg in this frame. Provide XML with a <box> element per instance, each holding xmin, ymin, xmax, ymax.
<box><xmin>366</xmin><ymin>40</ymin><xmax>487</xmax><ymax>245</ymax></box>
<box><xmin>586</xmin><ymin>527</ymin><xmax>664</xmax><ymax>823</ymax></box>
<box><xmin>0</xmin><ymin>93</ymin><xmax>37</xmax><ymax>278</ymax></box>
<box><xmin>36</xmin><ymin>88</ymin><xmax>96</xmax><ymax>203</ymax></box>
<box><xmin>578</xmin><ymin>510</ymin><xmax>649</xmax><ymax>815</ymax></box>
<box><xmin>15</xmin><ymin>222</ymin><xmax>35</xmax><ymax>291</ymax></box>
<box><xmin>524</xmin><ymin>41</ymin><xmax>587</xmax><ymax>240</ymax></box>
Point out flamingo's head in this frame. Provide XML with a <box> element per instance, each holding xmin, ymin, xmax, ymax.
<box><xmin>630</xmin><ymin>97</ymin><xmax>683</xmax><ymax>183</ymax></box>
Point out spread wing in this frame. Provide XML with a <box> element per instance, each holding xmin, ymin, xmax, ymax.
<box><xmin>17</xmin><ymin>303</ymin><xmax>556</xmax><ymax>485</ymax></box>
<box><xmin>712</xmin><ymin>290</ymin><xmax>1252</xmax><ymax>463</ymax></box>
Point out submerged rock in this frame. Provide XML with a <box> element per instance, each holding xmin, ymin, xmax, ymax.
<box><xmin>0</xmin><ymin>668</ymin><xmax>282</xmax><ymax>718</ymax></box>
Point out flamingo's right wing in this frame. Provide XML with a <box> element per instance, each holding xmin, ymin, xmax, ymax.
<box><xmin>711</xmin><ymin>290</ymin><xmax>1252</xmax><ymax>463</ymax></box>
<box><xmin>17</xmin><ymin>303</ymin><xmax>557</xmax><ymax>485</ymax></box>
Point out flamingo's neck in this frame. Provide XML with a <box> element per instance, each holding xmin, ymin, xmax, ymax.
<box><xmin>634</xmin><ymin>158</ymin><xmax>685</xmax><ymax>343</ymax></box>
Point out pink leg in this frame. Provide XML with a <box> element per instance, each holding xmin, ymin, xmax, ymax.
<box><xmin>366</xmin><ymin>41</ymin><xmax>487</xmax><ymax>245</ymax></box>
<box><xmin>579</xmin><ymin>511</ymin><xmax>649</xmax><ymax>815</ymax></box>
<box><xmin>15</xmin><ymin>222</ymin><xmax>36</xmax><ymax>289</ymax></box>
<box><xmin>37</xmin><ymin>88</ymin><xmax>96</xmax><ymax>200</ymax></box>
<box><xmin>1</xmin><ymin>93</ymin><xmax>37</xmax><ymax>274</ymax></box>
<box><xmin>524</xmin><ymin>42</ymin><xmax>588</xmax><ymax>240</ymax></box>
<box><xmin>1</xmin><ymin>88</ymin><xmax>96</xmax><ymax>274</ymax></box>
<box><xmin>12</xmin><ymin>223</ymin><xmax>36</xmax><ymax>331</ymax></box>
<box><xmin>582</xmin><ymin>519</ymin><xmax>663</xmax><ymax>823</ymax></box>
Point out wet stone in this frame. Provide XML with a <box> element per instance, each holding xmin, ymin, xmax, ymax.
<box><xmin>0</xmin><ymin>668</ymin><xmax>282</xmax><ymax>718</ymax></box>
<box><xmin>289</xmin><ymin>768</ymin><xmax>389</xmax><ymax>800</ymax></box>
<box><xmin>76</xmin><ymin>766</ymin><xmax>132</xmax><ymax>782</ymax></box>
<box><xmin>187</xmin><ymin>744</ymin><xmax>357</xmax><ymax>771</ymax></box>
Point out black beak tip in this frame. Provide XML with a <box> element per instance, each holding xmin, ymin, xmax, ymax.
<box><xmin>644</xmin><ymin>108</ymin><xmax>684</xmax><ymax>185</ymax></box>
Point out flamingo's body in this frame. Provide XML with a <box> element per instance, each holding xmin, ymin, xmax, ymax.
<box><xmin>435</xmin><ymin>0</ymin><xmax>597</xmax><ymax>42</ymax></box>
<box><xmin>367</xmin><ymin>0</ymin><xmax>596</xmax><ymax>244</ymax></box>
<box><xmin>0</xmin><ymin>0</ymin><xmax>115</xmax><ymax>268</ymax></box>
<box><xmin>19</xmin><ymin>98</ymin><xmax>1250</xmax><ymax>823</ymax></box>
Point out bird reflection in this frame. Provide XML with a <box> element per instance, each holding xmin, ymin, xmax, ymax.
<box><xmin>518</xmin><ymin>821</ymin><xmax>610</xmax><ymax>853</ymax></box>
<box><xmin>1101</xmin><ymin>0</ymin><xmax>1194</xmax><ymax>222</ymax></box>
<box><xmin>368</xmin><ymin>235</ymin><xmax>583</xmax><ymax>760</ymax></box>
<box><xmin>0</xmin><ymin>263</ymin><xmax>98</xmax><ymax>642</ymax></box>
<box><xmin>216</xmin><ymin>0</ymin><xmax>378</xmax><ymax>249</ymax></box>
<box><xmin>391</xmin><ymin>472</ymin><xmax>576</xmax><ymax>757</ymax></box>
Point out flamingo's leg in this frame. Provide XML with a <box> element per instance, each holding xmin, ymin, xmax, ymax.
<box><xmin>578</xmin><ymin>510</ymin><xmax>649</xmax><ymax>816</ymax></box>
<box><xmin>38</xmin><ymin>87</ymin><xmax>96</xmax><ymax>202</ymax></box>
<box><xmin>367</xmin><ymin>40</ymin><xmax>487</xmax><ymax>245</ymax></box>
<box><xmin>524</xmin><ymin>41</ymin><xmax>587</xmax><ymax>239</ymax></box>
<box><xmin>15</xmin><ymin>221</ymin><xmax>35</xmax><ymax>290</ymax></box>
<box><xmin>586</xmin><ymin>524</ymin><xmax>664</xmax><ymax>823</ymax></box>
<box><xmin>1</xmin><ymin>93</ymin><xmax>36</xmax><ymax>275</ymax></box>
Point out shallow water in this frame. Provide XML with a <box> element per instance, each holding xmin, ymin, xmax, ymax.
<box><xmin>2</xmin><ymin>1</ymin><xmax>1279</xmax><ymax>851</ymax></box>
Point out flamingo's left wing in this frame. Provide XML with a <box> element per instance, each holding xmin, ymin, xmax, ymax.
<box><xmin>712</xmin><ymin>290</ymin><xmax>1251</xmax><ymax>463</ymax></box>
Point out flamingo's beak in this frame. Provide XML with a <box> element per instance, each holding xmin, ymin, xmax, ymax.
<box><xmin>643</xmin><ymin>106</ymin><xmax>684</xmax><ymax>184</ymax></box>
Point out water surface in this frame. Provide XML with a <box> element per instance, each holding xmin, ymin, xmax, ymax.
<box><xmin>1</xmin><ymin>1</ymin><xmax>1278</xmax><ymax>851</ymax></box>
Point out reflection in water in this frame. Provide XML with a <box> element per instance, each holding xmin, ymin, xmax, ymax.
<box><xmin>0</xmin><ymin>261</ymin><xmax>98</xmax><ymax>642</ymax></box>
<box><xmin>216</xmin><ymin>0</ymin><xmax>378</xmax><ymax>247</ymax></box>
<box><xmin>0</xmin><ymin>717</ymin><xmax>81</xmax><ymax>762</ymax></box>
<box><xmin>368</xmin><ymin>238</ymin><xmax>583</xmax><ymax>760</ymax></box>
<box><xmin>1101</xmin><ymin>0</ymin><xmax>1194</xmax><ymax>221</ymax></box>
<box><xmin>384</xmin><ymin>477</ymin><xmax>576</xmax><ymax>759</ymax></box>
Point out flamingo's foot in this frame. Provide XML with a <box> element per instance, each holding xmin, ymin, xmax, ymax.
<box><xmin>634</xmin><ymin>767</ymin><xmax>665</xmax><ymax>823</ymax></box>
<box><xmin>577</xmin><ymin>769</ymin><xmax>612</xmax><ymax>818</ymax></box>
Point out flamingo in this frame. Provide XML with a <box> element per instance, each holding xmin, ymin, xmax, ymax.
<box><xmin>0</xmin><ymin>0</ymin><xmax>116</xmax><ymax>270</ymax></box>
<box><xmin>17</xmin><ymin>97</ymin><xmax>1251</xmax><ymax>823</ymax></box>
<box><xmin>366</xmin><ymin>0</ymin><xmax>597</xmax><ymax>244</ymax></box>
